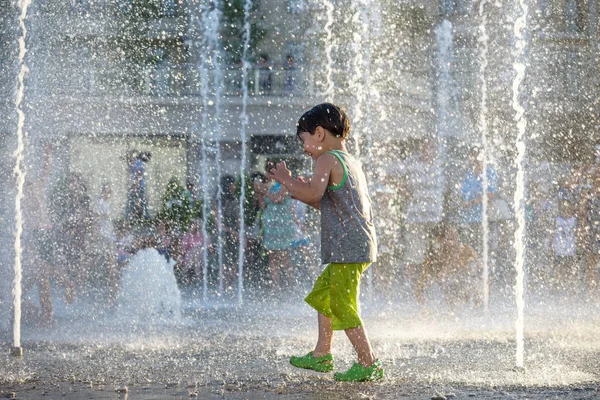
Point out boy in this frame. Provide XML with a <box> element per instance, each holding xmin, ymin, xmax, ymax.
<box><xmin>268</xmin><ymin>103</ymin><xmax>383</xmax><ymax>382</ymax></box>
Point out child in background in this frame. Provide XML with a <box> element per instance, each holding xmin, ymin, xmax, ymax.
<box><xmin>584</xmin><ymin>173</ymin><xmax>600</xmax><ymax>291</ymax></box>
<box><xmin>551</xmin><ymin>196</ymin><xmax>578</xmax><ymax>291</ymax></box>
<box><xmin>116</xmin><ymin>221</ymin><xmax>135</xmax><ymax>269</ymax></box>
<box><xmin>179</xmin><ymin>220</ymin><xmax>206</xmax><ymax>284</ymax></box>
<box><xmin>262</xmin><ymin>177</ymin><xmax>296</xmax><ymax>289</ymax></box>
<box><xmin>417</xmin><ymin>223</ymin><xmax>479</xmax><ymax>308</ymax></box>
<box><xmin>268</xmin><ymin>103</ymin><xmax>383</xmax><ymax>382</ymax></box>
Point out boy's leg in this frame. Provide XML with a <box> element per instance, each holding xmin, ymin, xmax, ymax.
<box><xmin>344</xmin><ymin>325</ymin><xmax>376</xmax><ymax>367</ymax></box>
<box><xmin>335</xmin><ymin>323</ymin><xmax>383</xmax><ymax>382</ymax></box>
<box><xmin>290</xmin><ymin>313</ymin><xmax>334</xmax><ymax>372</ymax></box>
<box><xmin>313</xmin><ymin>312</ymin><xmax>334</xmax><ymax>357</ymax></box>
<box><xmin>326</xmin><ymin>262</ymin><xmax>383</xmax><ymax>381</ymax></box>
<box><xmin>290</xmin><ymin>266</ymin><xmax>336</xmax><ymax>373</ymax></box>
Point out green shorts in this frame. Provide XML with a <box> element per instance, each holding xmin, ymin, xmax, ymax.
<box><xmin>304</xmin><ymin>262</ymin><xmax>371</xmax><ymax>331</ymax></box>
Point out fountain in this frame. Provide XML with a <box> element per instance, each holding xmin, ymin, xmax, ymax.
<box><xmin>10</xmin><ymin>0</ymin><xmax>32</xmax><ymax>358</ymax></box>
<box><xmin>512</xmin><ymin>0</ymin><xmax>529</xmax><ymax>369</ymax></box>
<box><xmin>236</xmin><ymin>0</ymin><xmax>253</xmax><ymax>305</ymax></box>
<box><xmin>197</xmin><ymin>0</ymin><xmax>214</xmax><ymax>301</ymax></box>
<box><xmin>478</xmin><ymin>0</ymin><xmax>491</xmax><ymax>311</ymax></box>
<box><xmin>322</xmin><ymin>0</ymin><xmax>335</xmax><ymax>101</ymax></box>
<box><xmin>210</xmin><ymin>1</ymin><xmax>226</xmax><ymax>304</ymax></box>
<box><xmin>349</xmin><ymin>0</ymin><xmax>367</xmax><ymax>158</ymax></box>
<box><xmin>117</xmin><ymin>248</ymin><xmax>182</xmax><ymax>322</ymax></box>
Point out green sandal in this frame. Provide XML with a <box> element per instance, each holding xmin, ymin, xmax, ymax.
<box><xmin>334</xmin><ymin>359</ymin><xmax>384</xmax><ymax>382</ymax></box>
<box><xmin>290</xmin><ymin>352</ymin><xmax>334</xmax><ymax>372</ymax></box>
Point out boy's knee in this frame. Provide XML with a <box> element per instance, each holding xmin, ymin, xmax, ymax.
<box><xmin>329</xmin><ymin>296</ymin><xmax>355</xmax><ymax>321</ymax></box>
<box><xmin>329</xmin><ymin>298</ymin><xmax>343</xmax><ymax>318</ymax></box>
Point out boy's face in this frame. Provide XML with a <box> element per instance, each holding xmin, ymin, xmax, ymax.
<box><xmin>298</xmin><ymin>130</ymin><xmax>323</xmax><ymax>160</ymax></box>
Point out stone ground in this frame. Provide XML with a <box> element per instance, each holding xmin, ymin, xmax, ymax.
<box><xmin>1</xmin><ymin>290</ymin><xmax>599</xmax><ymax>400</ymax></box>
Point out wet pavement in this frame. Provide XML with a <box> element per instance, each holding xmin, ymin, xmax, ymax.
<box><xmin>1</xmin><ymin>291</ymin><xmax>600</xmax><ymax>399</ymax></box>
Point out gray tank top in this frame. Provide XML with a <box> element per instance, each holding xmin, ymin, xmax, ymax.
<box><xmin>320</xmin><ymin>150</ymin><xmax>377</xmax><ymax>264</ymax></box>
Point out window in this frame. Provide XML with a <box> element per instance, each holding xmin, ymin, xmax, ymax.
<box><xmin>441</xmin><ymin>0</ymin><xmax>471</xmax><ymax>16</ymax></box>
<box><xmin>565</xmin><ymin>0</ymin><xmax>586</xmax><ymax>32</ymax></box>
<box><xmin>564</xmin><ymin>50</ymin><xmax>584</xmax><ymax>99</ymax></box>
<box><xmin>118</xmin><ymin>0</ymin><xmax>133</xmax><ymax>14</ymax></box>
<box><xmin>288</xmin><ymin>0</ymin><xmax>306</xmax><ymax>14</ymax></box>
<box><xmin>162</xmin><ymin>0</ymin><xmax>177</xmax><ymax>17</ymax></box>
<box><xmin>284</xmin><ymin>42</ymin><xmax>304</xmax><ymax>64</ymax></box>
<box><xmin>538</xmin><ymin>0</ymin><xmax>551</xmax><ymax>17</ymax></box>
<box><xmin>71</xmin><ymin>0</ymin><xmax>90</xmax><ymax>13</ymax></box>
<box><xmin>149</xmin><ymin>48</ymin><xmax>173</xmax><ymax>95</ymax></box>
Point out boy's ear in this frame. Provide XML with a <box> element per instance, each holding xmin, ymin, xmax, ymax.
<box><xmin>315</xmin><ymin>126</ymin><xmax>326</xmax><ymax>141</ymax></box>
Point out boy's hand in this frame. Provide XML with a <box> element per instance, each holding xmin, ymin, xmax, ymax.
<box><xmin>267</xmin><ymin>161</ymin><xmax>291</xmax><ymax>183</ymax></box>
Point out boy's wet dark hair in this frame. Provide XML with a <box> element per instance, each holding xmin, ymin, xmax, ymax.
<box><xmin>296</xmin><ymin>103</ymin><xmax>351</xmax><ymax>140</ymax></box>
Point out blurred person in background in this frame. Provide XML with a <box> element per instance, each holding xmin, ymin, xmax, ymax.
<box><xmin>124</xmin><ymin>150</ymin><xmax>151</xmax><ymax>224</ymax></box>
<box><xmin>262</xmin><ymin>160</ymin><xmax>296</xmax><ymax>290</ymax></box>
<box><xmin>219</xmin><ymin>175</ymin><xmax>240</xmax><ymax>291</ymax></box>
<box><xmin>582</xmin><ymin>172</ymin><xmax>600</xmax><ymax>292</ymax></box>
<box><xmin>417</xmin><ymin>222</ymin><xmax>480</xmax><ymax>309</ymax></box>
<box><xmin>551</xmin><ymin>186</ymin><xmax>579</xmax><ymax>294</ymax></box>
<box><xmin>92</xmin><ymin>182</ymin><xmax>119</xmax><ymax>303</ymax></box>
<box><xmin>283</xmin><ymin>54</ymin><xmax>298</xmax><ymax>94</ymax></box>
<box><xmin>22</xmin><ymin>145</ymin><xmax>74</xmax><ymax>326</ymax></box>
<box><xmin>50</xmin><ymin>173</ymin><xmax>95</xmax><ymax>291</ymax></box>
<box><xmin>257</xmin><ymin>54</ymin><xmax>272</xmax><ymax>94</ymax></box>
<box><xmin>177</xmin><ymin>219</ymin><xmax>207</xmax><ymax>287</ymax></box>
<box><xmin>246</xmin><ymin>172</ymin><xmax>268</xmax><ymax>285</ymax></box>
<box><xmin>460</xmin><ymin>147</ymin><xmax>497</xmax><ymax>258</ymax></box>
<box><xmin>394</xmin><ymin>138</ymin><xmax>445</xmax><ymax>297</ymax></box>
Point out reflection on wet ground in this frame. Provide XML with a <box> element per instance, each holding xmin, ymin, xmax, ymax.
<box><xmin>1</xmin><ymin>291</ymin><xmax>599</xmax><ymax>399</ymax></box>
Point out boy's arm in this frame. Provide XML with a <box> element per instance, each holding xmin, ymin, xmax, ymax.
<box><xmin>267</xmin><ymin>155</ymin><xmax>335</xmax><ymax>207</ymax></box>
<box><xmin>295</xmin><ymin>176</ymin><xmax>320</xmax><ymax>209</ymax></box>
<box><xmin>301</xmin><ymin>199</ymin><xmax>321</xmax><ymax>210</ymax></box>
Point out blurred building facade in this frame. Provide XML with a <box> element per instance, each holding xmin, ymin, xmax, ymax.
<box><xmin>0</xmin><ymin>0</ymin><xmax>597</xmax><ymax>215</ymax></box>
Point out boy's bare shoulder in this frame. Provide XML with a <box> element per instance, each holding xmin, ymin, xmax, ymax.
<box><xmin>312</xmin><ymin>153</ymin><xmax>342</xmax><ymax>188</ymax></box>
<box><xmin>314</xmin><ymin>152</ymin><xmax>338</xmax><ymax>170</ymax></box>
<box><xmin>315</xmin><ymin>152</ymin><xmax>337</xmax><ymax>163</ymax></box>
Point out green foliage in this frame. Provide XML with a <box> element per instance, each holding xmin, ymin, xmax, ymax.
<box><xmin>191</xmin><ymin>198</ymin><xmax>204</xmax><ymax>221</ymax></box>
<box><xmin>235</xmin><ymin>173</ymin><xmax>258</xmax><ymax>227</ymax></box>
<box><xmin>158</xmin><ymin>176</ymin><xmax>198</xmax><ymax>231</ymax></box>
<box><xmin>221</xmin><ymin>0</ymin><xmax>268</xmax><ymax>64</ymax></box>
<box><xmin>119</xmin><ymin>0</ymin><xmax>162</xmax><ymax>19</ymax></box>
<box><xmin>112</xmin><ymin>0</ymin><xmax>172</xmax><ymax>91</ymax></box>
<box><xmin>388</xmin><ymin>4</ymin><xmax>431</xmax><ymax>35</ymax></box>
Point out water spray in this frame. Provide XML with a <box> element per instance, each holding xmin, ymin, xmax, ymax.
<box><xmin>11</xmin><ymin>0</ymin><xmax>32</xmax><ymax>357</ymax></box>
<box><xmin>349</xmin><ymin>0</ymin><xmax>374</xmax><ymax>298</ymax></box>
<box><xmin>323</xmin><ymin>0</ymin><xmax>335</xmax><ymax>101</ymax></box>
<box><xmin>349</xmin><ymin>0</ymin><xmax>367</xmax><ymax>158</ymax></box>
<box><xmin>237</xmin><ymin>0</ymin><xmax>253</xmax><ymax>305</ymax></box>
<box><xmin>512</xmin><ymin>0</ymin><xmax>529</xmax><ymax>370</ymax></box>
<box><xmin>478</xmin><ymin>0</ymin><xmax>491</xmax><ymax>312</ymax></box>
<box><xmin>198</xmin><ymin>0</ymin><xmax>211</xmax><ymax>302</ymax></box>
<box><xmin>211</xmin><ymin>2</ymin><xmax>225</xmax><ymax>300</ymax></box>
